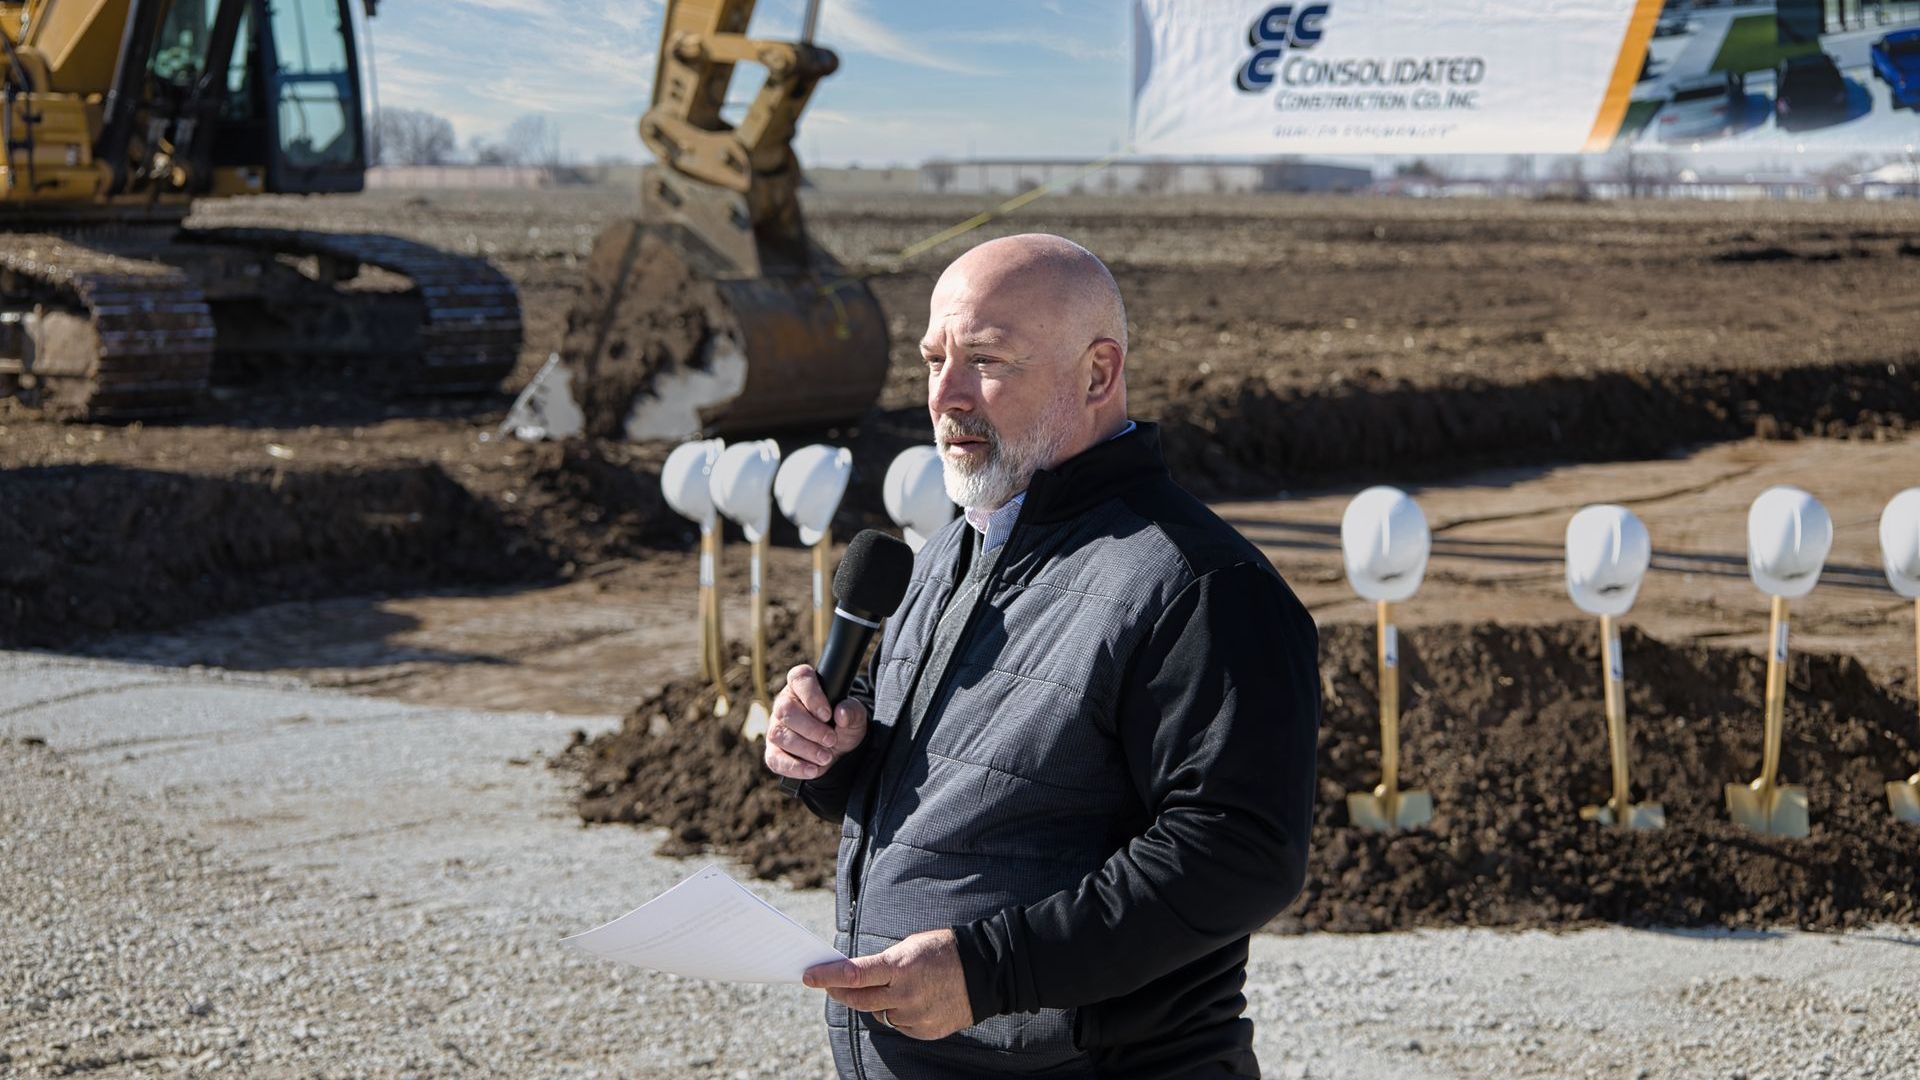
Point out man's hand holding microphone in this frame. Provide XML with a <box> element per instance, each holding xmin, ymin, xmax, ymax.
<box><xmin>765</xmin><ymin>662</ymin><xmax>868</xmax><ymax>781</ymax></box>
<box><xmin>767</xmin><ymin>528</ymin><xmax>911</xmax><ymax>795</ymax></box>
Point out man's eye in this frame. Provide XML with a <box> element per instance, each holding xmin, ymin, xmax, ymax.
<box><xmin>924</xmin><ymin>356</ymin><xmax>943</xmax><ymax>368</ymax></box>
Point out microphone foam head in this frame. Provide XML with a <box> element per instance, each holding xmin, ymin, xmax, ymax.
<box><xmin>834</xmin><ymin>529</ymin><xmax>915</xmax><ymax>620</ymax></box>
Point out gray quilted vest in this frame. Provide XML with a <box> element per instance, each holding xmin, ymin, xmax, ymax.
<box><xmin>827</xmin><ymin>465</ymin><xmax>1203</xmax><ymax>1078</ymax></box>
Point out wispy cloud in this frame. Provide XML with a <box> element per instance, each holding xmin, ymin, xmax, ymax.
<box><xmin>942</xmin><ymin>28</ymin><xmax>1124</xmax><ymax>64</ymax></box>
<box><xmin>371</xmin><ymin>1</ymin><xmax>659</xmax><ymax>154</ymax></box>
<box><xmin>371</xmin><ymin>1</ymin><xmax>1129</xmax><ymax>165</ymax></box>
<box><xmin>754</xmin><ymin>0</ymin><xmax>998</xmax><ymax>76</ymax></box>
<box><xmin>814</xmin><ymin>0</ymin><xmax>1000</xmax><ymax>77</ymax></box>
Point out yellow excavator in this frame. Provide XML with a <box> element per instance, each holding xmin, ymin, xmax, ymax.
<box><xmin>0</xmin><ymin>0</ymin><xmax>884</xmax><ymax>434</ymax></box>
<box><xmin>0</xmin><ymin>0</ymin><xmax>520</xmax><ymax>418</ymax></box>
<box><xmin>558</xmin><ymin>0</ymin><xmax>887</xmax><ymax>439</ymax></box>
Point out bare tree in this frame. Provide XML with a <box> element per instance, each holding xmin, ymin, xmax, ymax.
<box><xmin>502</xmin><ymin>114</ymin><xmax>563</xmax><ymax>168</ymax></box>
<box><xmin>374</xmin><ymin>107</ymin><xmax>455</xmax><ymax>166</ymax></box>
<box><xmin>1136</xmin><ymin>161</ymin><xmax>1177</xmax><ymax>195</ymax></box>
<box><xmin>1605</xmin><ymin>145</ymin><xmax>1676</xmax><ymax>198</ymax></box>
<box><xmin>1547</xmin><ymin>155</ymin><xmax>1591</xmax><ymax>201</ymax></box>
<box><xmin>1503</xmin><ymin>154</ymin><xmax>1536</xmax><ymax>191</ymax></box>
<box><xmin>923</xmin><ymin>159</ymin><xmax>956</xmax><ymax>194</ymax></box>
<box><xmin>469</xmin><ymin>136</ymin><xmax>516</xmax><ymax>166</ymax></box>
<box><xmin>1816</xmin><ymin>153</ymin><xmax>1873</xmax><ymax>198</ymax></box>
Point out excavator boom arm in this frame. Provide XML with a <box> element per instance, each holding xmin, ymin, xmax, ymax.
<box><xmin>640</xmin><ymin>0</ymin><xmax>834</xmax><ymax>231</ymax></box>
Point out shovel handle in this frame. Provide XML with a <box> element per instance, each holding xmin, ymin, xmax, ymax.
<box><xmin>812</xmin><ymin>530</ymin><xmax>832</xmax><ymax>657</ymax></box>
<box><xmin>1760</xmin><ymin>595</ymin><xmax>1790</xmax><ymax>792</ymax></box>
<box><xmin>1601</xmin><ymin>615</ymin><xmax>1633</xmax><ymax>824</ymax></box>
<box><xmin>698</xmin><ymin>526</ymin><xmax>719</xmax><ymax>685</ymax></box>
<box><xmin>750</xmin><ymin>537</ymin><xmax>772</xmax><ymax>708</ymax></box>
<box><xmin>1377</xmin><ymin>600</ymin><xmax>1400</xmax><ymax>793</ymax></box>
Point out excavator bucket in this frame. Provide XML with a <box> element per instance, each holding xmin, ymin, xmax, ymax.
<box><xmin>557</xmin><ymin>0</ymin><xmax>890</xmax><ymax>441</ymax></box>
<box><xmin>561</xmin><ymin>214</ymin><xmax>887</xmax><ymax>441</ymax></box>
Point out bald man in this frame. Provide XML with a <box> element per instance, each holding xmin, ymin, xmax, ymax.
<box><xmin>767</xmin><ymin>234</ymin><xmax>1320</xmax><ymax>1079</ymax></box>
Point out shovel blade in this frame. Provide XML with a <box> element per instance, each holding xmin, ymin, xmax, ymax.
<box><xmin>1347</xmin><ymin>789</ymin><xmax>1433</xmax><ymax>832</ymax></box>
<box><xmin>1724</xmin><ymin>782</ymin><xmax>1809</xmax><ymax>838</ymax></box>
<box><xmin>1889</xmin><ymin>780</ymin><xmax>1920</xmax><ymax>824</ymax></box>
<box><xmin>1580</xmin><ymin>801</ymin><xmax>1667</xmax><ymax>830</ymax></box>
<box><xmin>740</xmin><ymin>700</ymin><xmax>771</xmax><ymax>742</ymax></box>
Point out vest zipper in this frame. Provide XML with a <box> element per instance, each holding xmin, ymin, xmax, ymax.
<box><xmin>846</xmin><ymin>519</ymin><xmax>1028</xmax><ymax>1072</ymax></box>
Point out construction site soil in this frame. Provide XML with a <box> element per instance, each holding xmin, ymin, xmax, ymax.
<box><xmin>569</xmin><ymin>615</ymin><xmax>1920</xmax><ymax>933</ymax></box>
<box><xmin>3</xmin><ymin>187</ymin><xmax>1916</xmax><ymax>935</ymax></box>
<box><xmin>5</xmin><ymin>189</ymin><xmax>1920</xmax><ymax>650</ymax></box>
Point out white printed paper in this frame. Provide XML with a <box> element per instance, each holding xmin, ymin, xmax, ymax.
<box><xmin>562</xmin><ymin>865</ymin><xmax>843</xmax><ymax>984</ymax></box>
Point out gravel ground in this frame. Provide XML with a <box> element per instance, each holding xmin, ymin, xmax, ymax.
<box><xmin>3</xmin><ymin>652</ymin><xmax>1919</xmax><ymax>1078</ymax></box>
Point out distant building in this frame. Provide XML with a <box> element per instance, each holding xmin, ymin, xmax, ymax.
<box><xmin>367</xmin><ymin>165</ymin><xmax>584</xmax><ymax>189</ymax></box>
<box><xmin>803</xmin><ymin>167</ymin><xmax>921</xmax><ymax>195</ymax></box>
<box><xmin>918</xmin><ymin>157</ymin><xmax>1375</xmax><ymax>196</ymax></box>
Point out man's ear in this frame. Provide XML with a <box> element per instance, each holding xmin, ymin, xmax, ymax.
<box><xmin>1085</xmin><ymin>338</ymin><xmax>1125</xmax><ymax>405</ymax></box>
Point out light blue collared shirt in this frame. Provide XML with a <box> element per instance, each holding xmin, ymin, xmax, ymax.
<box><xmin>963</xmin><ymin>420</ymin><xmax>1136</xmax><ymax>552</ymax></box>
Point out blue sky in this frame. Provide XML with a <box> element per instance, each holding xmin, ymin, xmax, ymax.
<box><xmin>368</xmin><ymin>0</ymin><xmax>1133</xmax><ymax>166</ymax></box>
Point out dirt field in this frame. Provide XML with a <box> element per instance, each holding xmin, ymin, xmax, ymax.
<box><xmin>6</xmin><ymin>187</ymin><xmax>1920</xmax><ymax>933</ymax></box>
<box><xmin>6</xmin><ymin>188</ymin><xmax>1919</xmax><ymax>654</ymax></box>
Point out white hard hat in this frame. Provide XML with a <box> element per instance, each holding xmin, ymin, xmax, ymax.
<box><xmin>1747</xmin><ymin>485</ymin><xmax>1831</xmax><ymax>599</ymax></box>
<box><xmin>709</xmin><ymin>439</ymin><xmax>782</xmax><ymax>542</ymax></box>
<box><xmin>1880</xmin><ymin>488</ymin><xmax>1920</xmax><ymax>599</ymax></box>
<box><xmin>1341</xmin><ymin>486</ymin><xmax>1430</xmax><ymax>603</ymax></box>
<box><xmin>661</xmin><ymin>438</ymin><xmax>724</xmax><ymax>527</ymax></box>
<box><xmin>1565</xmin><ymin>505</ymin><xmax>1651</xmax><ymax>617</ymax></box>
<box><xmin>775</xmin><ymin>444</ymin><xmax>853</xmax><ymax>547</ymax></box>
<box><xmin>883</xmin><ymin>445</ymin><xmax>952</xmax><ymax>552</ymax></box>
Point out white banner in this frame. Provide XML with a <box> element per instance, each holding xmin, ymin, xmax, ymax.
<box><xmin>1132</xmin><ymin>0</ymin><xmax>1660</xmax><ymax>155</ymax></box>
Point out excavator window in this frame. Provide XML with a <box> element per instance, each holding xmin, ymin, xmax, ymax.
<box><xmin>223</xmin><ymin>5</ymin><xmax>257</xmax><ymax>122</ymax></box>
<box><xmin>260</xmin><ymin>0</ymin><xmax>365</xmax><ymax>192</ymax></box>
<box><xmin>268</xmin><ymin>0</ymin><xmax>353</xmax><ymax>167</ymax></box>
<box><xmin>150</xmin><ymin>0</ymin><xmax>216</xmax><ymax>90</ymax></box>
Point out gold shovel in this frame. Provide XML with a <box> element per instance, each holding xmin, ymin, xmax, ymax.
<box><xmin>701</xmin><ymin>526</ymin><xmax>731</xmax><ymax>717</ymax></box>
<box><xmin>1579</xmin><ymin>615</ymin><xmax>1665</xmax><ymax>829</ymax></box>
<box><xmin>739</xmin><ymin>534</ymin><xmax>774</xmax><ymax>741</ymax></box>
<box><xmin>1347</xmin><ymin>601</ymin><xmax>1433</xmax><ymax>831</ymax></box>
<box><xmin>809</xmin><ymin>527</ymin><xmax>834</xmax><ymax>656</ymax></box>
<box><xmin>1888</xmin><ymin>598</ymin><xmax>1920</xmax><ymax>824</ymax></box>
<box><xmin>1725</xmin><ymin>595</ymin><xmax>1809</xmax><ymax>837</ymax></box>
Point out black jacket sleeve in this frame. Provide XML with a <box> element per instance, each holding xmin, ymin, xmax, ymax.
<box><xmin>949</xmin><ymin>561</ymin><xmax>1320</xmax><ymax>1019</ymax></box>
<box><xmin>795</xmin><ymin>640</ymin><xmax>881</xmax><ymax>825</ymax></box>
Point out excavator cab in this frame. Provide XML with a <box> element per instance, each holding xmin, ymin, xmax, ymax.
<box><xmin>144</xmin><ymin>0</ymin><xmax>367</xmax><ymax>196</ymax></box>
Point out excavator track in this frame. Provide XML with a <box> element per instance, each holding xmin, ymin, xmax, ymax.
<box><xmin>184</xmin><ymin>227</ymin><xmax>522</xmax><ymax>392</ymax></box>
<box><xmin>0</xmin><ymin>235</ymin><xmax>215</xmax><ymax>420</ymax></box>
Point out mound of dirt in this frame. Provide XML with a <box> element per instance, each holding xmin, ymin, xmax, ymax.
<box><xmin>1300</xmin><ymin>621</ymin><xmax>1920</xmax><ymax>932</ymax></box>
<box><xmin>0</xmin><ymin>463</ymin><xmax>551</xmax><ymax>648</ymax></box>
<box><xmin>0</xmin><ymin>437</ymin><xmax>720</xmax><ymax>649</ymax></box>
<box><xmin>1156</xmin><ymin>359</ymin><xmax>1920</xmax><ymax>500</ymax></box>
<box><xmin>570</xmin><ymin>619</ymin><xmax>1920</xmax><ymax>932</ymax></box>
<box><xmin>572</xmin><ymin>604</ymin><xmax>837</xmax><ymax>886</ymax></box>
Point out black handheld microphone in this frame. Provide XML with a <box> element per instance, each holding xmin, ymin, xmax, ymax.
<box><xmin>780</xmin><ymin>529</ymin><xmax>914</xmax><ymax>797</ymax></box>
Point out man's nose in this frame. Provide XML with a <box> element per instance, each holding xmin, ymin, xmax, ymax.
<box><xmin>928</xmin><ymin>356</ymin><xmax>974</xmax><ymax>414</ymax></box>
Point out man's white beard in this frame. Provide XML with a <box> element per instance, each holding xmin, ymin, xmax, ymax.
<box><xmin>937</xmin><ymin>400</ymin><xmax>1078</xmax><ymax>510</ymax></box>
